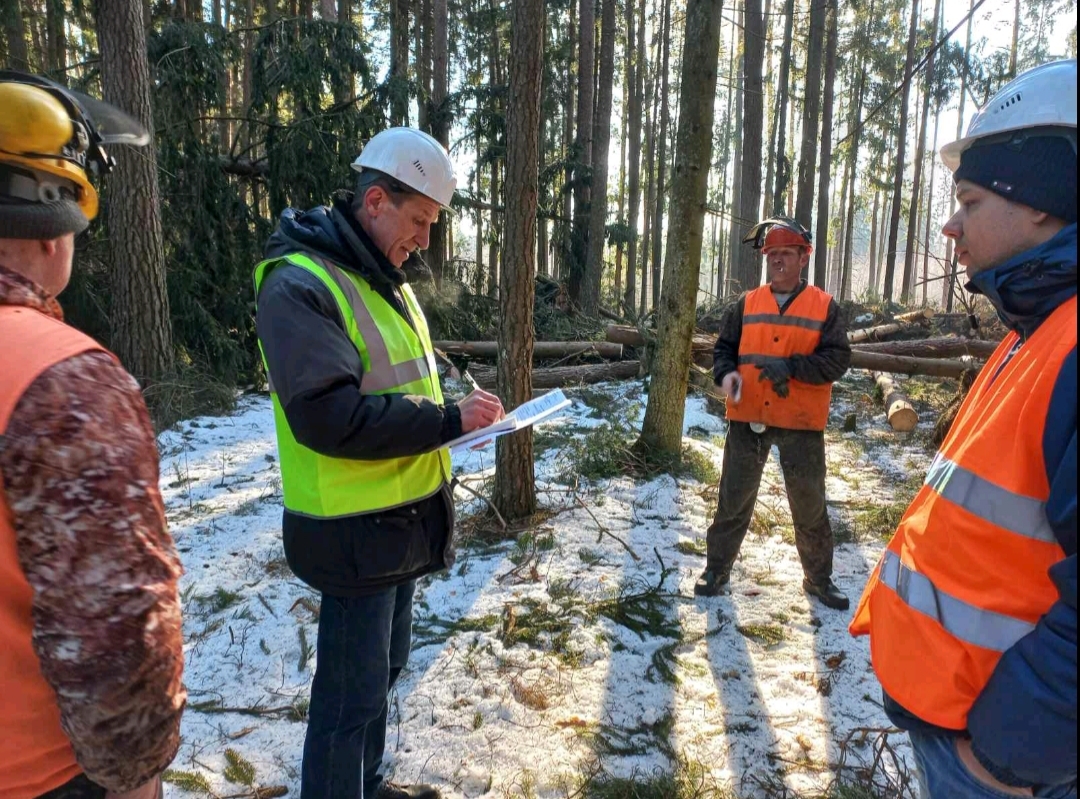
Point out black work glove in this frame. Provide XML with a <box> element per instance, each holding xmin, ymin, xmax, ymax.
<box><xmin>758</xmin><ymin>360</ymin><xmax>791</xmax><ymax>398</ymax></box>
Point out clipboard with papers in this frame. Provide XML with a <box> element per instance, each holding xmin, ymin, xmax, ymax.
<box><xmin>445</xmin><ymin>389</ymin><xmax>573</xmax><ymax>456</ymax></box>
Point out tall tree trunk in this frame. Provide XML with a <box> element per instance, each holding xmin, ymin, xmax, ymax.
<box><xmin>794</xmin><ymin>0</ymin><xmax>826</xmax><ymax>227</ymax></box>
<box><xmin>727</xmin><ymin>1</ymin><xmax>744</xmax><ymax>290</ymax></box>
<box><xmin>637</xmin><ymin>0</ymin><xmax>723</xmax><ymax>459</ymax></box>
<box><xmin>3</xmin><ymin>0</ymin><xmax>30</xmax><ymax>71</ymax></box>
<box><xmin>560</xmin><ymin>5</ymin><xmax>575</xmax><ymax>280</ymax></box>
<box><xmin>568</xmin><ymin>0</ymin><xmax>596</xmax><ymax>304</ymax></box>
<box><xmin>923</xmin><ymin>100</ymin><xmax>941</xmax><ymax>305</ymax></box>
<box><xmin>867</xmin><ymin>188</ymin><xmax>879</xmax><ymax>295</ymax></box>
<box><xmin>841</xmin><ymin>8</ymin><xmax>871</xmax><ymax>299</ymax></box>
<box><xmin>389</xmin><ymin>0</ymin><xmax>410</xmax><ymax>125</ymax></box>
<box><xmin>771</xmin><ymin>0</ymin><xmax>795</xmax><ymax>214</ymax></box>
<box><xmin>582</xmin><ymin>0</ymin><xmax>617</xmax><ymax>314</ymax></box>
<box><xmin>902</xmin><ymin>0</ymin><xmax>941</xmax><ymax>303</ymax></box>
<box><xmin>624</xmin><ymin>0</ymin><xmax>644</xmax><ymax>315</ymax></box>
<box><xmin>735</xmin><ymin>0</ymin><xmax>764</xmax><ymax>290</ymax></box>
<box><xmin>883</xmin><ymin>0</ymin><xmax>919</xmax><ymax>303</ymax></box>
<box><xmin>716</xmin><ymin>11</ymin><xmax>737</xmax><ymax>297</ymax></box>
<box><xmin>417</xmin><ymin>0</ymin><xmax>432</xmax><ymax>131</ymax></box>
<box><xmin>650</xmin><ymin>0</ymin><xmax>672</xmax><ymax>311</ymax></box>
<box><xmin>45</xmin><ymin>0</ymin><xmax>65</xmax><ymax>76</ymax></box>
<box><xmin>427</xmin><ymin>0</ymin><xmax>449</xmax><ymax>283</ymax></box>
<box><xmin>812</xmin><ymin>0</ymin><xmax>837</xmax><ymax>288</ymax></box>
<box><xmin>320</xmin><ymin>0</ymin><xmax>336</xmax><ymax>18</ymax></box>
<box><xmin>640</xmin><ymin>27</ymin><xmax>659</xmax><ymax>315</ymax></box>
<box><xmin>494</xmin><ymin>0</ymin><xmax>543</xmax><ymax>520</ymax></box>
<box><xmin>614</xmin><ymin>104</ymin><xmax>627</xmax><ymax>302</ymax></box>
<box><xmin>944</xmin><ymin>0</ymin><xmax>974</xmax><ymax>304</ymax></box>
<box><xmin>96</xmin><ymin>0</ymin><xmax>174</xmax><ymax>382</ymax></box>
<box><xmin>488</xmin><ymin>159</ymin><xmax>501</xmax><ymax>297</ymax></box>
<box><xmin>1009</xmin><ymin>0</ymin><xmax>1020</xmax><ymax>77</ymax></box>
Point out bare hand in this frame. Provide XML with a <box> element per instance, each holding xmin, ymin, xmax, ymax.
<box><xmin>106</xmin><ymin>777</ymin><xmax>162</xmax><ymax>799</ymax></box>
<box><xmin>955</xmin><ymin>739</ymin><xmax>1033</xmax><ymax>797</ymax></box>
<box><xmin>720</xmin><ymin>372</ymin><xmax>743</xmax><ymax>402</ymax></box>
<box><xmin>458</xmin><ymin>388</ymin><xmax>505</xmax><ymax>433</ymax></box>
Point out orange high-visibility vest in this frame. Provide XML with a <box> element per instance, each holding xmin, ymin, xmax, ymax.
<box><xmin>850</xmin><ymin>296</ymin><xmax>1076</xmax><ymax>730</ymax></box>
<box><xmin>0</xmin><ymin>304</ymin><xmax>106</xmax><ymax>799</ymax></box>
<box><xmin>726</xmin><ymin>284</ymin><xmax>834</xmax><ymax>431</ymax></box>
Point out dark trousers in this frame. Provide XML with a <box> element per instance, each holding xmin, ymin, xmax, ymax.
<box><xmin>37</xmin><ymin>775</ymin><xmax>105</xmax><ymax>799</ymax></box>
<box><xmin>301</xmin><ymin>581</ymin><xmax>416</xmax><ymax>799</ymax></box>
<box><xmin>706</xmin><ymin>421</ymin><xmax>834</xmax><ymax>584</ymax></box>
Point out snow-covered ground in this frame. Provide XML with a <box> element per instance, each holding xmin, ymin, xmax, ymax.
<box><xmin>158</xmin><ymin>372</ymin><xmax>944</xmax><ymax>798</ymax></box>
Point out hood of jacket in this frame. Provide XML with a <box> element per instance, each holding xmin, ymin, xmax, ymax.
<box><xmin>967</xmin><ymin>223</ymin><xmax>1077</xmax><ymax>340</ymax></box>
<box><xmin>264</xmin><ymin>194</ymin><xmax>405</xmax><ymax>289</ymax></box>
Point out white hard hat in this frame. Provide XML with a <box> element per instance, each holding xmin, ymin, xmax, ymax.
<box><xmin>351</xmin><ymin>127</ymin><xmax>457</xmax><ymax>209</ymax></box>
<box><xmin>940</xmin><ymin>59</ymin><xmax>1077</xmax><ymax>172</ymax></box>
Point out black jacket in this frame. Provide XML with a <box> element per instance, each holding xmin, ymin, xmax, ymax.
<box><xmin>256</xmin><ymin>195</ymin><xmax>461</xmax><ymax>596</ymax></box>
<box><xmin>712</xmin><ymin>281</ymin><xmax>851</xmax><ymax>385</ymax></box>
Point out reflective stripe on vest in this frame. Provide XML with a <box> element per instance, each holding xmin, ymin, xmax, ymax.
<box><xmin>253</xmin><ymin>253</ymin><xmax>450</xmax><ymax>519</ymax></box>
<box><xmin>726</xmin><ymin>284</ymin><xmax>834</xmax><ymax>431</ymax></box>
<box><xmin>0</xmin><ymin>306</ymin><xmax>100</xmax><ymax>798</ymax></box>
<box><xmin>850</xmin><ymin>296</ymin><xmax>1076</xmax><ymax>730</ymax></box>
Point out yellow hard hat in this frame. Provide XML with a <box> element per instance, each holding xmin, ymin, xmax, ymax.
<box><xmin>0</xmin><ymin>71</ymin><xmax>148</xmax><ymax>232</ymax></box>
<box><xmin>0</xmin><ymin>81</ymin><xmax>99</xmax><ymax>218</ymax></box>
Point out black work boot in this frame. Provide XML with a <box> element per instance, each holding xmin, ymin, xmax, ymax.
<box><xmin>374</xmin><ymin>781</ymin><xmax>443</xmax><ymax>799</ymax></box>
<box><xmin>694</xmin><ymin>568</ymin><xmax>731</xmax><ymax>597</ymax></box>
<box><xmin>803</xmin><ymin>578</ymin><xmax>850</xmax><ymax>611</ymax></box>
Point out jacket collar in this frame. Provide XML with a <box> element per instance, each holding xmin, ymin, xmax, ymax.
<box><xmin>0</xmin><ymin>264</ymin><xmax>64</xmax><ymax>321</ymax></box>
<box><xmin>966</xmin><ymin>224</ymin><xmax>1078</xmax><ymax>340</ymax></box>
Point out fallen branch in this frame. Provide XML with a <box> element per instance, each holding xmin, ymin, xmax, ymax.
<box><xmin>435</xmin><ymin>340</ymin><xmax>624</xmax><ymax>359</ymax></box>
<box><xmin>455</xmin><ymin>480</ymin><xmax>507</xmax><ymax>531</ymax></box>
<box><xmin>850</xmin><ymin>350</ymin><xmax>976</xmax><ymax>379</ymax></box>
<box><xmin>853</xmin><ymin>336</ymin><xmax>999</xmax><ymax>359</ymax></box>
<box><xmin>576</xmin><ymin>496</ymin><xmax>641</xmax><ymax>561</ymax></box>
<box><xmin>468</xmin><ymin>360</ymin><xmax>641</xmax><ymax>389</ymax></box>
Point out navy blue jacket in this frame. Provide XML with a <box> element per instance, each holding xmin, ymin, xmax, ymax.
<box><xmin>886</xmin><ymin>224</ymin><xmax>1078</xmax><ymax>789</ymax></box>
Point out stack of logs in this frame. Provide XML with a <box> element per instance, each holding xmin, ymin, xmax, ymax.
<box><xmin>434</xmin><ymin>309</ymin><xmax>999</xmax><ymax>431</ymax></box>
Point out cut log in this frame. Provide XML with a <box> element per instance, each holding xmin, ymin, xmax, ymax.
<box><xmin>874</xmin><ymin>372</ymin><xmax>919</xmax><ymax>432</ymax></box>
<box><xmin>435</xmin><ymin>340</ymin><xmax>624</xmax><ymax>359</ymax></box>
<box><xmin>893</xmin><ymin>308</ymin><xmax>935</xmax><ymax>323</ymax></box>
<box><xmin>847</xmin><ymin>322</ymin><xmax>904</xmax><ymax>344</ymax></box>
<box><xmin>852</xmin><ymin>337</ymin><xmax>999</xmax><ymax>360</ymax></box>
<box><xmin>605</xmin><ymin>324</ymin><xmax>714</xmax><ymax>351</ymax></box>
<box><xmin>468</xmin><ymin>360</ymin><xmax>641</xmax><ymax>390</ymax></box>
<box><xmin>850</xmin><ymin>350</ymin><xmax>975</xmax><ymax>379</ymax></box>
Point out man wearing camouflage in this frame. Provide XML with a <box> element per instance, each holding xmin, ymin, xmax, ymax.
<box><xmin>0</xmin><ymin>73</ymin><xmax>185</xmax><ymax>799</ymax></box>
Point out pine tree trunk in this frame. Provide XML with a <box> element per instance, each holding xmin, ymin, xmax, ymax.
<box><xmin>389</xmin><ymin>0</ymin><xmax>410</xmax><ymax>125</ymax></box>
<box><xmin>841</xmin><ymin>9</ymin><xmax>870</xmax><ymax>299</ymax></box>
<box><xmin>771</xmin><ymin>0</ymin><xmax>795</xmax><ymax>214</ymax></box>
<box><xmin>45</xmin><ymin>0</ymin><xmax>65</xmax><ymax>75</ymax></box>
<box><xmin>943</xmin><ymin>0</ymin><xmax>973</xmax><ymax>302</ymax></box>
<box><xmin>923</xmin><ymin>100</ymin><xmax>941</xmax><ymax>306</ymax></box>
<box><xmin>883</xmin><ymin>0</ymin><xmax>919</xmax><ymax>303</ymax></box>
<box><xmin>650</xmin><ymin>0</ymin><xmax>672</xmax><ymax>312</ymax></box>
<box><xmin>417</xmin><ymin>0</ymin><xmax>432</xmax><ymax>131</ymax></box>
<box><xmin>727</xmin><ymin>2</ymin><xmax>744</xmax><ymax>288</ymax></box>
<box><xmin>568</xmin><ymin>0</ymin><xmax>595</xmax><ymax>305</ymax></box>
<box><xmin>3</xmin><ymin>0</ymin><xmax>29</xmax><ymax>71</ymax></box>
<box><xmin>867</xmin><ymin>188</ymin><xmax>879</xmax><ymax>296</ymax></box>
<box><xmin>488</xmin><ymin>158</ymin><xmax>501</xmax><ymax>298</ymax></box>
<box><xmin>812</xmin><ymin>0</ymin><xmax>837</xmax><ymax>288</ymax></box>
<box><xmin>582</xmin><ymin>0</ymin><xmax>616</xmax><ymax>315</ymax></box>
<box><xmin>624</xmin><ymin>0</ymin><xmax>644</xmax><ymax>315</ymax></box>
<box><xmin>793</xmin><ymin>0</ymin><xmax>826</xmax><ymax>227</ymax></box>
<box><xmin>427</xmin><ymin>0</ymin><xmax>449</xmax><ymax>283</ymax></box>
<box><xmin>640</xmin><ymin>29</ymin><xmax>659</xmax><ymax>316</ymax></box>
<box><xmin>494</xmin><ymin>0</ymin><xmax>543</xmax><ymax>521</ymax></box>
<box><xmin>560</xmin><ymin>6</ymin><xmax>575</xmax><ymax>281</ymax></box>
<box><xmin>735</xmin><ymin>0</ymin><xmax>764</xmax><ymax>290</ymax></box>
<box><xmin>96</xmin><ymin>0</ymin><xmax>174</xmax><ymax>383</ymax></box>
<box><xmin>637</xmin><ymin>0</ymin><xmax>723</xmax><ymax>460</ymax></box>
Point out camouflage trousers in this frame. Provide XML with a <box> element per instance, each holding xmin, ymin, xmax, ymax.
<box><xmin>705</xmin><ymin>421</ymin><xmax>835</xmax><ymax>584</ymax></box>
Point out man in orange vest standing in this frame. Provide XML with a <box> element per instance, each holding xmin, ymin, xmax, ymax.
<box><xmin>850</xmin><ymin>59</ymin><xmax>1077</xmax><ymax>798</ymax></box>
<box><xmin>695</xmin><ymin>216</ymin><xmax>852</xmax><ymax>609</ymax></box>
<box><xmin>0</xmin><ymin>73</ymin><xmax>185</xmax><ymax>799</ymax></box>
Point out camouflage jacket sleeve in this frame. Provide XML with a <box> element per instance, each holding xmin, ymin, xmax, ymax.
<box><xmin>0</xmin><ymin>351</ymin><xmax>186</xmax><ymax>793</ymax></box>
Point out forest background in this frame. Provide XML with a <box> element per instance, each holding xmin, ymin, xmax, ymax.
<box><xmin>1</xmin><ymin>0</ymin><xmax>1075</xmax><ymax>427</ymax></box>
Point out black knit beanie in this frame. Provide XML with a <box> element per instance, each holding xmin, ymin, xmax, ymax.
<box><xmin>955</xmin><ymin>131</ymin><xmax>1077</xmax><ymax>224</ymax></box>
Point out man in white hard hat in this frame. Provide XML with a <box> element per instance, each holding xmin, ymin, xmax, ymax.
<box><xmin>851</xmin><ymin>60</ymin><xmax>1077</xmax><ymax>798</ymax></box>
<box><xmin>254</xmin><ymin>127</ymin><xmax>503</xmax><ymax>799</ymax></box>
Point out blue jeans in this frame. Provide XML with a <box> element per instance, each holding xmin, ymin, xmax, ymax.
<box><xmin>909</xmin><ymin>729</ymin><xmax>1077</xmax><ymax>799</ymax></box>
<box><xmin>300</xmin><ymin>581</ymin><xmax>416</xmax><ymax>799</ymax></box>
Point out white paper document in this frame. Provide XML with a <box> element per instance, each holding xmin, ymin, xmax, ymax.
<box><xmin>446</xmin><ymin>388</ymin><xmax>573</xmax><ymax>455</ymax></box>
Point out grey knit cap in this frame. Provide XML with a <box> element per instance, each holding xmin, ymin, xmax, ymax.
<box><xmin>0</xmin><ymin>197</ymin><xmax>89</xmax><ymax>239</ymax></box>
